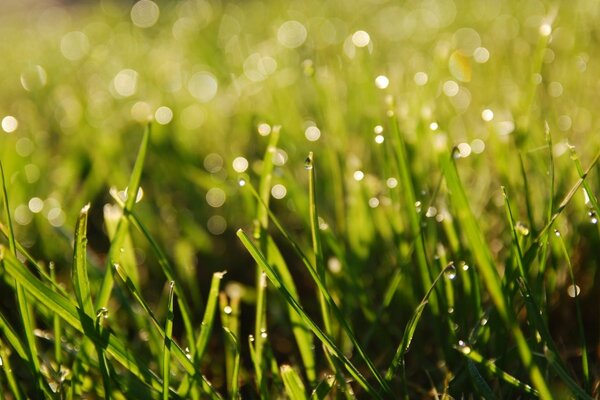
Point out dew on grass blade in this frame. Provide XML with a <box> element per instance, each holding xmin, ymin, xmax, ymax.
<box><xmin>448</xmin><ymin>307</ymin><xmax>454</xmax><ymax>314</ymax></box>
<box><xmin>328</xmin><ymin>257</ymin><xmax>342</xmax><ymax>273</ymax></box>
<box><xmin>457</xmin><ymin>340</ymin><xmax>471</xmax><ymax>354</ymax></box>
<box><xmin>238</xmin><ymin>178</ymin><xmax>246</xmax><ymax>187</ymax></box>
<box><xmin>588</xmin><ymin>210</ymin><xmax>598</xmax><ymax>224</ymax></box>
<box><xmin>554</xmin><ymin>229</ymin><xmax>561</xmax><ymax>237</ymax></box>
<box><xmin>260</xmin><ymin>329</ymin><xmax>268</xmax><ymax>339</ymax></box>
<box><xmin>414</xmin><ymin>71</ymin><xmax>428</xmax><ymax>86</ymax></box>
<box><xmin>567</xmin><ymin>284</ymin><xmax>580</xmax><ymax>298</ymax></box>
<box><xmin>304</xmin><ymin>156</ymin><xmax>313</xmax><ymax>170</ymax></box>
<box><xmin>414</xmin><ymin>201</ymin><xmax>422</xmax><ymax>213</ymax></box>
<box><xmin>374</xmin><ymin>134</ymin><xmax>384</xmax><ymax>144</ymax></box>
<box><xmin>223</xmin><ymin>306</ymin><xmax>232</xmax><ymax>315</ymax></box>
<box><xmin>425</xmin><ymin>206</ymin><xmax>437</xmax><ymax>218</ymax></box>
<box><xmin>249</xmin><ymin>334</ymin><xmax>255</xmax><ymax>342</ymax></box>
<box><xmin>444</xmin><ymin>262</ymin><xmax>457</xmax><ymax>280</ymax></box>
<box><xmin>352</xmin><ymin>30</ymin><xmax>370</xmax><ymax>47</ymax></box>
<box><xmin>430</xmin><ymin>122</ymin><xmax>438</xmax><ymax>131</ymax></box>
<box><xmin>460</xmin><ymin>262</ymin><xmax>469</xmax><ymax>271</ymax></box>
<box><xmin>368</xmin><ymin>197</ymin><xmax>379</xmax><ymax>208</ymax></box>
<box><xmin>481</xmin><ymin>109</ymin><xmax>494</xmax><ymax>122</ymax></box>
<box><xmin>233</xmin><ymin>156</ymin><xmax>249</xmax><ymax>173</ymax></box>
<box><xmin>375</xmin><ymin>75</ymin><xmax>389</xmax><ymax>89</ymax></box>
<box><xmin>96</xmin><ymin>307</ymin><xmax>109</xmax><ymax>320</ymax></box>
<box><xmin>386</xmin><ymin>177</ymin><xmax>398</xmax><ymax>188</ymax></box>
<box><xmin>271</xmin><ymin>184</ymin><xmax>287</xmax><ymax>199</ymax></box>
<box><xmin>257</xmin><ymin>123</ymin><xmax>271</xmax><ymax>136</ymax></box>
<box><xmin>374</xmin><ymin>125</ymin><xmax>383</xmax><ymax>134</ymax></box>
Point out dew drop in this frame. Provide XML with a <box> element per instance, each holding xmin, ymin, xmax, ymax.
<box><xmin>554</xmin><ymin>229</ymin><xmax>561</xmax><ymax>237</ymax></box>
<box><xmin>448</xmin><ymin>307</ymin><xmax>454</xmax><ymax>314</ymax></box>
<box><xmin>304</xmin><ymin>156</ymin><xmax>313</xmax><ymax>170</ymax></box>
<box><xmin>425</xmin><ymin>206</ymin><xmax>437</xmax><ymax>218</ymax></box>
<box><xmin>414</xmin><ymin>201</ymin><xmax>422</xmax><ymax>213</ymax></box>
<box><xmin>458</xmin><ymin>340</ymin><xmax>471</xmax><ymax>354</ymax></box>
<box><xmin>567</xmin><ymin>284</ymin><xmax>581</xmax><ymax>298</ymax></box>
<box><xmin>249</xmin><ymin>334</ymin><xmax>255</xmax><ymax>342</ymax></box>
<box><xmin>460</xmin><ymin>261</ymin><xmax>470</xmax><ymax>271</ymax></box>
<box><xmin>223</xmin><ymin>306</ymin><xmax>233</xmax><ymax>315</ymax></box>
<box><xmin>588</xmin><ymin>210</ymin><xmax>598</xmax><ymax>224</ymax></box>
<box><xmin>480</xmin><ymin>317</ymin><xmax>488</xmax><ymax>326</ymax></box>
<box><xmin>260</xmin><ymin>329</ymin><xmax>268</xmax><ymax>339</ymax></box>
<box><xmin>238</xmin><ymin>178</ymin><xmax>246</xmax><ymax>187</ymax></box>
<box><xmin>445</xmin><ymin>262</ymin><xmax>457</xmax><ymax>280</ymax></box>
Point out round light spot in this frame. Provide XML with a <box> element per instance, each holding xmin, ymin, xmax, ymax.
<box><xmin>14</xmin><ymin>204</ymin><xmax>33</xmax><ymax>225</ymax></box>
<box><xmin>351</xmin><ymin>30</ymin><xmax>370</xmax><ymax>47</ymax></box>
<box><xmin>16</xmin><ymin>138</ymin><xmax>34</xmax><ymax>157</ymax></box>
<box><xmin>206</xmin><ymin>187</ymin><xmax>226</xmax><ymax>208</ymax></box>
<box><xmin>207</xmin><ymin>215</ymin><xmax>227</xmax><ymax>235</ymax></box>
<box><xmin>375</xmin><ymin>75</ymin><xmax>389</xmax><ymax>89</ymax></box>
<box><xmin>48</xmin><ymin>208</ymin><xmax>66</xmax><ymax>227</ymax></box>
<box><xmin>374</xmin><ymin>125</ymin><xmax>383</xmax><ymax>134</ymax></box>
<box><xmin>386</xmin><ymin>177</ymin><xmax>398</xmax><ymax>188</ymax></box>
<box><xmin>273</xmin><ymin>149</ymin><xmax>288</xmax><ymax>166</ymax></box>
<box><xmin>368</xmin><ymin>197</ymin><xmax>380</xmax><ymax>208</ymax></box>
<box><xmin>113</xmin><ymin>69</ymin><xmax>138</xmax><ymax>97</ymax></box>
<box><xmin>567</xmin><ymin>284</ymin><xmax>580</xmax><ymax>298</ymax></box>
<box><xmin>328</xmin><ymin>257</ymin><xmax>342</xmax><ymax>273</ymax></box>
<box><xmin>232</xmin><ymin>156</ymin><xmax>249</xmax><ymax>172</ymax></box>
<box><xmin>305</xmin><ymin>126</ymin><xmax>321</xmax><ymax>141</ymax></box>
<box><xmin>457</xmin><ymin>142</ymin><xmax>472</xmax><ymax>158</ymax></box>
<box><xmin>204</xmin><ymin>153</ymin><xmax>223</xmax><ymax>173</ymax></box>
<box><xmin>60</xmin><ymin>31</ymin><xmax>90</xmax><ymax>61</ymax></box>
<box><xmin>473</xmin><ymin>47</ymin><xmax>490</xmax><ymax>63</ymax></box>
<box><xmin>430</xmin><ymin>122</ymin><xmax>439</xmax><ymax>131</ymax></box>
<box><xmin>481</xmin><ymin>109</ymin><xmax>494</xmax><ymax>121</ymax></box>
<box><xmin>188</xmin><ymin>72</ymin><xmax>218</xmax><ymax>103</ymax></box>
<box><xmin>131</xmin><ymin>0</ymin><xmax>160</xmax><ymax>28</ymax></box>
<box><xmin>548</xmin><ymin>81</ymin><xmax>563</xmax><ymax>97</ymax></box>
<box><xmin>257</xmin><ymin>123</ymin><xmax>271</xmax><ymax>136</ymax></box>
<box><xmin>29</xmin><ymin>197</ymin><xmax>44</xmax><ymax>213</ymax></box>
<box><xmin>557</xmin><ymin>115</ymin><xmax>572</xmax><ymax>131</ymax></box>
<box><xmin>443</xmin><ymin>80</ymin><xmax>459</xmax><ymax>97</ymax></box>
<box><xmin>353</xmin><ymin>170</ymin><xmax>365</xmax><ymax>181</ymax></box>
<box><xmin>20</xmin><ymin>65</ymin><xmax>47</xmax><ymax>92</ymax></box>
<box><xmin>539</xmin><ymin>23</ymin><xmax>552</xmax><ymax>37</ymax></box>
<box><xmin>471</xmin><ymin>139</ymin><xmax>485</xmax><ymax>154</ymax></box>
<box><xmin>414</xmin><ymin>72</ymin><xmax>429</xmax><ymax>86</ymax></box>
<box><xmin>374</xmin><ymin>135</ymin><xmax>384</xmax><ymax>144</ymax></box>
<box><xmin>271</xmin><ymin>184</ymin><xmax>287</xmax><ymax>199</ymax></box>
<box><xmin>277</xmin><ymin>20</ymin><xmax>307</xmax><ymax>49</ymax></box>
<box><xmin>155</xmin><ymin>106</ymin><xmax>173</xmax><ymax>125</ymax></box>
<box><xmin>131</xmin><ymin>101</ymin><xmax>152</xmax><ymax>122</ymax></box>
<box><xmin>2</xmin><ymin>116</ymin><xmax>18</xmax><ymax>133</ymax></box>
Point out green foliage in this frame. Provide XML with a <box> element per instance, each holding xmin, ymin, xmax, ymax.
<box><xmin>0</xmin><ymin>0</ymin><xmax>599</xmax><ymax>398</ymax></box>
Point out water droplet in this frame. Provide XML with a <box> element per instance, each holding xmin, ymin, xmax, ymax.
<box><xmin>414</xmin><ymin>201</ymin><xmax>422</xmax><ymax>213</ymax></box>
<box><xmin>480</xmin><ymin>317</ymin><xmax>488</xmax><ymax>326</ymax></box>
<box><xmin>567</xmin><ymin>284</ymin><xmax>581</xmax><ymax>298</ymax></box>
<box><xmin>96</xmin><ymin>307</ymin><xmax>109</xmax><ymax>319</ymax></box>
<box><xmin>304</xmin><ymin>156</ymin><xmax>313</xmax><ymax>170</ymax></box>
<box><xmin>249</xmin><ymin>334</ymin><xmax>255</xmax><ymax>342</ymax></box>
<box><xmin>238</xmin><ymin>178</ymin><xmax>246</xmax><ymax>187</ymax></box>
<box><xmin>515</xmin><ymin>221</ymin><xmax>530</xmax><ymax>236</ymax></box>
<box><xmin>588</xmin><ymin>210</ymin><xmax>598</xmax><ymax>224</ymax></box>
<box><xmin>458</xmin><ymin>340</ymin><xmax>471</xmax><ymax>354</ymax></box>
<box><xmin>554</xmin><ymin>229</ymin><xmax>561</xmax><ymax>237</ymax></box>
<box><xmin>448</xmin><ymin>307</ymin><xmax>454</xmax><ymax>314</ymax></box>
<box><xmin>374</xmin><ymin>134</ymin><xmax>384</xmax><ymax>144</ymax></box>
<box><xmin>445</xmin><ymin>262</ymin><xmax>457</xmax><ymax>280</ymax></box>
<box><xmin>460</xmin><ymin>261</ymin><xmax>470</xmax><ymax>271</ymax></box>
<box><xmin>260</xmin><ymin>329</ymin><xmax>268</xmax><ymax>339</ymax></box>
<box><xmin>223</xmin><ymin>306</ymin><xmax>232</xmax><ymax>315</ymax></box>
<box><xmin>425</xmin><ymin>206</ymin><xmax>437</xmax><ymax>218</ymax></box>
<box><xmin>353</xmin><ymin>170</ymin><xmax>364</xmax><ymax>181</ymax></box>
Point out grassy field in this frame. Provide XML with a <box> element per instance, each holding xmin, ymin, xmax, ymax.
<box><xmin>0</xmin><ymin>0</ymin><xmax>599</xmax><ymax>398</ymax></box>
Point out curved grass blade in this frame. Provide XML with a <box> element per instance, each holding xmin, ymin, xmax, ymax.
<box><xmin>163</xmin><ymin>282</ymin><xmax>175</xmax><ymax>400</ymax></box>
<box><xmin>0</xmin><ymin>245</ymin><xmax>221</xmax><ymax>399</ymax></box>
<box><xmin>237</xmin><ymin>229</ymin><xmax>383</xmax><ymax>399</ymax></box>
<box><xmin>310</xmin><ymin>374</ymin><xmax>335</xmax><ymax>400</ymax></box>
<box><xmin>239</xmin><ymin>180</ymin><xmax>392</xmax><ymax>397</ymax></box>
<box><xmin>441</xmin><ymin>152</ymin><xmax>551</xmax><ymax>399</ymax></box>
<box><xmin>0</xmin><ymin>339</ymin><xmax>24</xmax><ymax>400</ymax></box>
<box><xmin>281</xmin><ymin>364</ymin><xmax>308</xmax><ymax>400</ymax></box>
<box><xmin>467</xmin><ymin>359</ymin><xmax>497</xmax><ymax>400</ymax></box>
<box><xmin>222</xmin><ymin>327</ymin><xmax>240</xmax><ymax>400</ymax></box>
<box><xmin>0</xmin><ymin>161</ymin><xmax>46</xmax><ymax>397</ymax></box>
<box><xmin>555</xmin><ymin>230</ymin><xmax>590</xmax><ymax>394</ymax></box>
<box><xmin>96</xmin><ymin>124</ymin><xmax>150</xmax><ymax>310</ymax></box>
<box><xmin>73</xmin><ymin>204</ymin><xmax>111</xmax><ymax>398</ymax></box>
<box><xmin>457</xmin><ymin>347</ymin><xmax>538</xmax><ymax>396</ymax></box>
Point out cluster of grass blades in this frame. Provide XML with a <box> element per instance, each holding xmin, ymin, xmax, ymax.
<box><xmin>1</xmin><ymin>117</ymin><xmax>598</xmax><ymax>398</ymax></box>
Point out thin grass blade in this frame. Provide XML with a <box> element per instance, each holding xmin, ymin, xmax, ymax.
<box><xmin>222</xmin><ymin>327</ymin><xmax>240</xmax><ymax>400</ymax></box>
<box><xmin>163</xmin><ymin>282</ymin><xmax>175</xmax><ymax>400</ymax></box>
<box><xmin>281</xmin><ymin>364</ymin><xmax>308</xmax><ymax>400</ymax></box>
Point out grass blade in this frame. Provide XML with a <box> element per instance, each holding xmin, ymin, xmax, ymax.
<box><xmin>310</xmin><ymin>374</ymin><xmax>335</xmax><ymax>400</ymax></box>
<box><xmin>441</xmin><ymin>152</ymin><xmax>551</xmax><ymax>399</ymax></box>
<box><xmin>163</xmin><ymin>282</ymin><xmax>175</xmax><ymax>400</ymax></box>
<box><xmin>236</xmin><ymin>229</ymin><xmax>383</xmax><ymax>399</ymax></box>
<box><xmin>239</xmin><ymin>180</ymin><xmax>392</xmax><ymax>396</ymax></box>
<box><xmin>222</xmin><ymin>327</ymin><xmax>240</xmax><ymax>400</ymax></box>
<box><xmin>467</xmin><ymin>359</ymin><xmax>497</xmax><ymax>400</ymax></box>
<box><xmin>281</xmin><ymin>364</ymin><xmax>308</xmax><ymax>400</ymax></box>
<box><xmin>0</xmin><ymin>339</ymin><xmax>24</xmax><ymax>400</ymax></box>
<box><xmin>96</xmin><ymin>124</ymin><xmax>150</xmax><ymax>310</ymax></box>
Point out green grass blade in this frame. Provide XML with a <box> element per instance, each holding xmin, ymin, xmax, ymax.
<box><xmin>236</xmin><ymin>229</ymin><xmax>383</xmax><ymax>399</ymax></box>
<box><xmin>281</xmin><ymin>364</ymin><xmax>308</xmax><ymax>400</ymax></box>
<box><xmin>554</xmin><ymin>230</ymin><xmax>590</xmax><ymax>394</ymax></box>
<box><xmin>385</xmin><ymin>263</ymin><xmax>454</xmax><ymax>391</ymax></box>
<box><xmin>163</xmin><ymin>282</ymin><xmax>175</xmax><ymax>400</ymax></box>
<box><xmin>239</xmin><ymin>180</ymin><xmax>392</xmax><ymax>396</ymax></box>
<box><xmin>267</xmin><ymin>236</ymin><xmax>316</xmax><ymax>383</ymax></box>
<box><xmin>310</xmin><ymin>375</ymin><xmax>335</xmax><ymax>400</ymax></box>
<box><xmin>50</xmin><ymin>263</ymin><xmax>62</xmax><ymax>367</ymax></box>
<box><xmin>0</xmin><ymin>245</ymin><xmax>221</xmax><ymax>399</ymax></box>
<box><xmin>108</xmin><ymin>192</ymin><xmax>197</xmax><ymax>357</ymax></box>
<box><xmin>0</xmin><ymin>339</ymin><xmax>24</xmax><ymax>400</ymax></box>
<box><xmin>467</xmin><ymin>359</ymin><xmax>497</xmax><ymax>400</ymax></box>
<box><xmin>96</xmin><ymin>124</ymin><xmax>150</xmax><ymax>310</ymax></box>
<box><xmin>222</xmin><ymin>327</ymin><xmax>240</xmax><ymax>400</ymax></box>
<box><xmin>458</xmin><ymin>348</ymin><xmax>538</xmax><ymax>396</ymax></box>
<box><xmin>441</xmin><ymin>152</ymin><xmax>551</xmax><ymax>399</ymax></box>
<box><xmin>0</xmin><ymin>161</ymin><xmax>45</xmax><ymax>397</ymax></box>
<box><xmin>195</xmin><ymin>272</ymin><xmax>224</xmax><ymax>361</ymax></box>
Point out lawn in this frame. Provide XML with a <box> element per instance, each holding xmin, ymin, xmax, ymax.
<box><xmin>0</xmin><ymin>0</ymin><xmax>599</xmax><ymax>398</ymax></box>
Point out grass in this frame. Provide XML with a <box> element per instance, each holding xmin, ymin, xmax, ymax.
<box><xmin>0</xmin><ymin>0</ymin><xmax>599</xmax><ymax>398</ymax></box>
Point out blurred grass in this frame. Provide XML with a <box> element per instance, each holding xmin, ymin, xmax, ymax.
<box><xmin>0</xmin><ymin>0</ymin><xmax>599</xmax><ymax>398</ymax></box>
